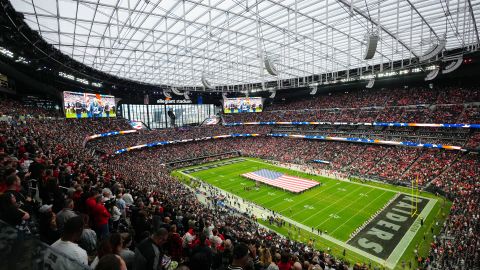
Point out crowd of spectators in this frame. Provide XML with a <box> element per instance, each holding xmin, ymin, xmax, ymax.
<box><xmin>1</xmin><ymin>99</ymin><xmax>359</xmax><ymax>270</ymax></box>
<box><xmin>0</xmin><ymin>94</ymin><xmax>61</xmax><ymax>118</ymax></box>
<box><xmin>223</xmin><ymin>86</ymin><xmax>480</xmax><ymax>124</ymax></box>
<box><xmin>1</xmin><ymin>89</ymin><xmax>479</xmax><ymax>270</ymax></box>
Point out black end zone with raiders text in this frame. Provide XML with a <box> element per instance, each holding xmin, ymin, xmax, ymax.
<box><xmin>347</xmin><ymin>194</ymin><xmax>429</xmax><ymax>259</ymax></box>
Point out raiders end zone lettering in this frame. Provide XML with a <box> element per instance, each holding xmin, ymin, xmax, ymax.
<box><xmin>347</xmin><ymin>194</ymin><xmax>429</xmax><ymax>259</ymax></box>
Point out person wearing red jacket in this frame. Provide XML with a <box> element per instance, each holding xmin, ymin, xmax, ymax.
<box><xmin>92</xmin><ymin>196</ymin><xmax>110</xmax><ymax>239</ymax></box>
<box><xmin>85</xmin><ymin>190</ymin><xmax>99</xmax><ymax>214</ymax></box>
<box><xmin>167</xmin><ymin>224</ymin><xmax>183</xmax><ymax>261</ymax></box>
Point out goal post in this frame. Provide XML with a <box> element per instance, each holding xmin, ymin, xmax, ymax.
<box><xmin>410</xmin><ymin>175</ymin><xmax>420</xmax><ymax>217</ymax></box>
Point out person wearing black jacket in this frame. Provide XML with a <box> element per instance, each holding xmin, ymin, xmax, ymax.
<box><xmin>134</xmin><ymin>228</ymin><xmax>169</xmax><ymax>270</ymax></box>
<box><xmin>41</xmin><ymin>177</ymin><xmax>65</xmax><ymax>213</ymax></box>
<box><xmin>28</xmin><ymin>156</ymin><xmax>45</xmax><ymax>182</ymax></box>
<box><xmin>0</xmin><ymin>192</ymin><xmax>30</xmax><ymax>227</ymax></box>
<box><xmin>228</xmin><ymin>243</ymin><xmax>262</xmax><ymax>270</ymax></box>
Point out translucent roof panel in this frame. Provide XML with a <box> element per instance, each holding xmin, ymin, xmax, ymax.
<box><xmin>10</xmin><ymin>0</ymin><xmax>480</xmax><ymax>87</ymax></box>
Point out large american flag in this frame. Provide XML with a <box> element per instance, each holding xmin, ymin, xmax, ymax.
<box><xmin>242</xmin><ymin>169</ymin><xmax>319</xmax><ymax>193</ymax></box>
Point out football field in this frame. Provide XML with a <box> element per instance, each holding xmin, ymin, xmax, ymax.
<box><xmin>174</xmin><ymin>157</ymin><xmax>444</xmax><ymax>269</ymax></box>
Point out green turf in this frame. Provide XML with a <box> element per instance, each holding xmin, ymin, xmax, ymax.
<box><xmin>174</xmin><ymin>157</ymin><xmax>450</xmax><ymax>269</ymax></box>
<box><xmin>184</xmin><ymin>158</ymin><xmax>396</xmax><ymax>241</ymax></box>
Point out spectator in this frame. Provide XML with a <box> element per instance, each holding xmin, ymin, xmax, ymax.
<box><xmin>134</xmin><ymin>227</ymin><xmax>169</xmax><ymax>270</ymax></box>
<box><xmin>90</xmin><ymin>233</ymin><xmax>123</xmax><ymax>269</ymax></box>
<box><xmin>79</xmin><ymin>214</ymin><xmax>98</xmax><ymax>257</ymax></box>
<box><xmin>190</xmin><ymin>234</ymin><xmax>213</xmax><ymax>270</ymax></box>
<box><xmin>119</xmin><ymin>233</ymin><xmax>135</xmax><ymax>270</ymax></box>
<box><xmin>94</xmin><ymin>254</ymin><xmax>127</xmax><ymax>270</ymax></box>
<box><xmin>0</xmin><ymin>192</ymin><xmax>30</xmax><ymax>228</ymax></box>
<box><xmin>266</xmin><ymin>253</ymin><xmax>280</xmax><ymax>270</ymax></box>
<box><xmin>38</xmin><ymin>204</ymin><xmax>61</xmax><ymax>245</ymax></box>
<box><xmin>92</xmin><ymin>196</ymin><xmax>111</xmax><ymax>239</ymax></box>
<box><xmin>44</xmin><ymin>216</ymin><xmax>88</xmax><ymax>268</ymax></box>
<box><xmin>277</xmin><ymin>253</ymin><xmax>292</xmax><ymax>270</ymax></box>
<box><xmin>56</xmin><ymin>199</ymin><xmax>78</xmax><ymax>232</ymax></box>
<box><xmin>167</xmin><ymin>224</ymin><xmax>183</xmax><ymax>261</ymax></box>
<box><xmin>228</xmin><ymin>243</ymin><xmax>250</xmax><ymax>270</ymax></box>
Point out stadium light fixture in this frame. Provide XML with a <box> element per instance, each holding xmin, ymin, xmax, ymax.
<box><xmin>59</xmin><ymin>71</ymin><xmax>75</xmax><ymax>80</ymax></box>
<box><xmin>0</xmin><ymin>46</ymin><xmax>14</xmax><ymax>58</ymax></box>
<box><xmin>163</xmin><ymin>89</ymin><xmax>172</xmax><ymax>98</ymax></box>
<box><xmin>340</xmin><ymin>78</ymin><xmax>356</xmax><ymax>83</ymax></box>
<box><xmin>366</xmin><ymin>79</ymin><xmax>375</xmax><ymax>88</ymax></box>
<box><xmin>184</xmin><ymin>91</ymin><xmax>190</xmax><ymax>100</ymax></box>
<box><xmin>442</xmin><ymin>57</ymin><xmax>462</xmax><ymax>74</ymax></box>
<box><xmin>201</xmin><ymin>73</ymin><xmax>213</xmax><ymax>89</ymax></box>
<box><xmin>264</xmin><ymin>55</ymin><xmax>279</xmax><ymax>76</ymax></box>
<box><xmin>419</xmin><ymin>39</ymin><xmax>446</xmax><ymax>62</ymax></box>
<box><xmin>425</xmin><ymin>65</ymin><xmax>439</xmax><ymax>70</ymax></box>
<box><xmin>360</xmin><ymin>74</ymin><xmax>375</xmax><ymax>80</ymax></box>
<box><xmin>364</xmin><ymin>33</ymin><xmax>379</xmax><ymax>60</ymax></box>
<box><xmin>171</xmin><ymin>88</ymin><xmax>184</xmax><ymax>96</ymax></box>
<box><xmin>411</xmin><ymin>68</ymin><xmax>423</xmax><ymax>73</ymax></box>
<box><xmin>424</xmin><ymin>69</ymin><xmax>439</xmax><ymax>81</ymax></box>
<box><xmin>269</xmin><ymin>90</ymin><xmax>276</xmax><ymax>98</ymax></box>
<box><xmin>76</xmin><ymin>78</ymin><xmax>89</xmax><ymax>85</ymax></box>
<box><xmin>15</xmin><ymin>56</ymin><xmax>30</xmax><ymax>64</ymax></box>
<box><xmin>377</xmin><ymin>71</ymin><xmax>398</xmax><ymax>78</ymax></box>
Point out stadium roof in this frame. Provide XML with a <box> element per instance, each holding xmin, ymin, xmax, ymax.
<box><xmin>10</xmin><ymin>0</ymin><xmax>480</xmax><ymax>88</ymax></box>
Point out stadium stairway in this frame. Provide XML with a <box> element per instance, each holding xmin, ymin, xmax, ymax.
<box><xmin>423</xmin><ymin>152</ymin><xmax>466</xmax><ymax>190</ymax></box>
<box><xmin>398</xmin><ymin>149</ymin><xmax>425</xmax><ymax>180</ymax></box>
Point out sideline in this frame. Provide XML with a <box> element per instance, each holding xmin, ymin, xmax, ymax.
<box><xmin>176</xmin><ymin>158</ymin><xmax>438</xmax><ymax>269</ymax></box>
<box><xmin>177</xmin><ymin>170</ymin><xmax>390</xmax><ymax>267</ymax></box>
<box><xmin>245</xmin><ymin>157</ymin><xmax>433</xmax><ymax>200</ymax></box>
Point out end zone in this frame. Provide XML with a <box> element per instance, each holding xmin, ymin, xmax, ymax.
<box><xmin>347</xmin><ymin>194</ymin><xmax>436</xmax><ymax>268</ymax></box>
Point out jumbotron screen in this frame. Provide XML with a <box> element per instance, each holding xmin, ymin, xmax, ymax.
<box><xmin>63</xmin><ymin>91</ymin><xmax>116</xmax><ymax>118</ymax></box>
<box><xmin>223</xmin><ymin>97</ymin><xmax>263</xmax><ymax>113</ymax></box>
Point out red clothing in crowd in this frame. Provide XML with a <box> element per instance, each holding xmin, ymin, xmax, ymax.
<box><xmin>167</xmin><ymin>232</ymin><xmax>183</xmax><ymax>261</ymax></box>
<box><xmin>278</xmin><ymin>261</ymin><xmax>293</xmax><ymax>270</ymax></box>
<box><xmin>92</xmin><ymin>202</ymin><xmax>111</xmax><ymax>227</ymax></box>
<box><xmin>85</xmin><ymin>196</ymin><xmax>97</xmax><ymax>214</ymax></box>
<box><xmin>0</xmin><ymin>183</ymin><xmax>6</xmax><ymax>193</ymax></box>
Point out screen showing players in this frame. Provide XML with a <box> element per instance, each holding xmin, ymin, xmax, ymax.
<box><xmin>223</xmin><ymin>97</ymin><xmax>263</xmax><ymax>113</ymax></box>
<box><xmin>63</xmin><ymin>91</ymin><xmax>116</xmax><ymax>118</ymax></box>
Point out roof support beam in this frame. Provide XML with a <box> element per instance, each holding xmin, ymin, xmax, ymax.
<box><xmin>21</xmin><ymin>11</ymin><xmax>343</xmax><ymax>73</ymax></box>
<box><xmin>261</xmin><ymin>0</ymin><xmax>390</xmax><ymax>61</ymax></box>
<box><xmin>467</xmin><ymin>0</ymin><xmax>480</xmax><ymax>45</ymax></box>
<box><xmin>404</xmin><ymin>0</ymin><xmax>439</xmax><ymax>40</ymax></box>
<box><xmin>69</xmin><ymin>0</ymin><xmax>354</xmax><ymax>69</ymax></box>
<box><xmin>335</xmin><ymin>0</ymin><xmax>419</xmax><ymax>58</ymax></box>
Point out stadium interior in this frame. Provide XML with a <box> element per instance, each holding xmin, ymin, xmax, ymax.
<box><xmin>0</xmin><ymin>0</ymin><xmax>479</xmax><ymax>270</ymax></box>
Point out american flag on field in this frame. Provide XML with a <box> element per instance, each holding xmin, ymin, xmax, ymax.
<box><xmin>242</xmin><ymin>169</ymin><xmax>319</xmax><ymax>193</ymax></box>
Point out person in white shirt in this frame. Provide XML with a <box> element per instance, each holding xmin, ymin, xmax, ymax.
<box><xmin>44</xmin><ymin>216</ymin><xmax>88</xmax><ymax>269</ymax></box>
<box><xmin>209</xmin><ymin>228</ymin><xmax>223</xmax><ymax>248</ymax></box>
<box><xmin>203</xmin><ymin>221</ymin><xmax>214</xmax><ymax>237</ymax></box>
<box><xmin>122</xmin><ymin>190</ymin><xmax>134</xmax><ymax>206</ymax></box>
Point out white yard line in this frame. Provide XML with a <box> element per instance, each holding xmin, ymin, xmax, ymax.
<box><xmin>385</xmin><ymin>198</ymin><xmax>437</xmax><ymax>268</ymax></box>
<box><xmin>329</xmin><ymin>190</ymin><xmax>389</xmax><ymax>235</ymax></box>
<box><xmin>245</xmin><ymin>157</ymin><xmax>431</xmax><ymax>200</ymax></box>
<box><xmin>313</xmin><ymin>188</ymin><xmax>385</xmax><ymax>229</ymax></box>
<box><xmin>265</xmin><ymin>181</ymin><xmax>341</xmax><ymax>211</ymax></box>
<box><xmin>178</xmin><ymin>159</ymin><xmax>438</xmax><ymax>270</ymax></box>
<box><xmin>298</xmin><ymin>185</ymin><xmax>367</xmax><ymax>223</ymax></box>
<box><xmin>178</xmin><ymin>170</ymin><xmax>389</xmax><ymax>266</ymax></box>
